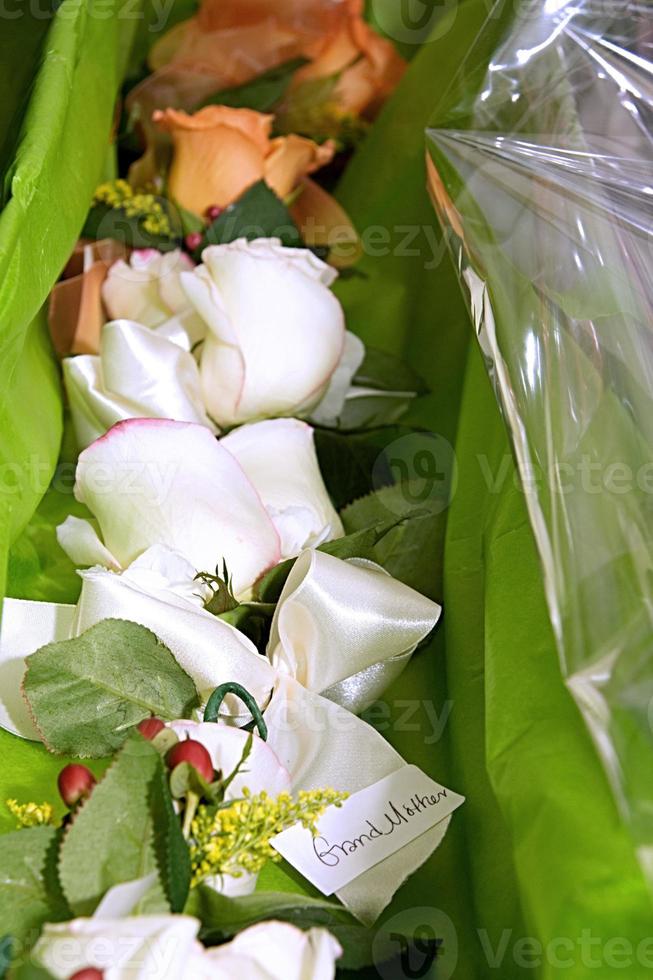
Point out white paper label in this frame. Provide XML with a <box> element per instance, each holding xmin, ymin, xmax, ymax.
<box><xmin>272</xmin><ymin>765</ymin><xmax>464</xmax><ymax>895</ymax></box>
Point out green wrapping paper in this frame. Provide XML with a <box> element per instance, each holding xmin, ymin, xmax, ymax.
<box><xmin>0</xmin><ymin>2</ymin><xmax>651</xmax><ymax>977</ymax></box>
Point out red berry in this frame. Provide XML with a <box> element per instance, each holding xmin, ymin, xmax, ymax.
<box><xmin>167</xmin><ymin>739</ymin><xmax>214</xmax><ymax>783</ymax></box>
<box><xmin>69</xmin><ymin>969</ymin><xmax>104</xmax><ymax>980</ymax></box>
<box><xmin>185</xmin><ymin>232</ymin><xmax>203</xmax><ymax>252</ymax></box>
<box><xmin>137</xmin><ymin>717</ymin><xmax>166</xmax><ymax>740</ymax></box>
<box><xmin>58</xmin><ymin>764</ymin><xmax>96</xmax><ymax>808</ymax></box>
<box><xmin>205</xmin><ymin>204</ymin><xmax>223</xmax><ymax>222</ymax></box>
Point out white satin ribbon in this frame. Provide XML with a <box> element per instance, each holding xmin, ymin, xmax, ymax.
<box><xmin>63</xmin><ymin>310</ymin><xmax>365</xmax><ymax>453</ymax></box>
<box><xmin>0</xmin><ymin>552</ymin><xmax>445</xmax><ymax>922</ymax></box>
<box><xmin>0</xmin><ymin>598</ymin><xmax>75</xmax><ymax>739</ymax></box>
<box><xmin>63</xmin><ymin>319</ymin><xmax>216</xmax><ymax>450</ymax></box>
<box><xmin>269</xmin><ymin>550</ymin><xmax>441</xmax><ymax>714</ymax></box>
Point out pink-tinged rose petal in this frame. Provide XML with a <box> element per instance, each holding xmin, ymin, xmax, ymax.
<box><xmin>222</xmin><ymin>418</ymin><xmax>343</xmax><ymax>557</ymax></box>
<box><xmin>71</xmin><ymin>419</ymin><xmax>281</xmax><ymax>595</ymax></box>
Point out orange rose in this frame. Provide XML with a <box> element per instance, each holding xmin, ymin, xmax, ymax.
<box><xmin>290</xmin><ymin>1</ymin><xmax>406</xmax><ymax>119</ymax></box>
<box><xmin>142</xmin><ymin>0</ymin><xmax>404</xmax><ymax>126</ymax></box>
<box><xmin>148</xmin><ymin>0</ymin><xmax>349</xmax><ymax>83</ymax></box>
<box><xmin>152</xmin><ymin>105</ymin><xmax>335</xmax><ymax>216</ymax></box>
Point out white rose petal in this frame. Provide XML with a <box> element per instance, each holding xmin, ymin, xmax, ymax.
<box><xmin>103</xmin><ymin>248</ymin><xmax>195</xmax><ymax>327</ymax></box>
<box><xmin>222</xmin><ymin>418</ymin><xmax>343</xmax><ymax>557</ymax></box>
<box><xmin>34</xmin><ymin>917</ymin><xmax>341</xmax><ymax>980</ymax></box>
<box><xmin>57</xmin><ymin>418</ymin><xmax>280</xmax><ymax>596</ymax></box>
<box><xmin>181</xmin><ymin>238</ymin><xmax>345</xmax><ymax>426</ymax></box>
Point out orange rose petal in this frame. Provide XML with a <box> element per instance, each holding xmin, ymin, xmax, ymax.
<box><xmin>290</xmin><ymin>176</ymin><xmax>362</xmax><ymax>268</ymax></box>
<box><xmin>154</xmin><ymin>109</ymin><xmax>269</xmax><ymax>214</ymax></box>
<box><xmin>265</xmin><ymin>134</ymin><xmax>335</xmax><ymax>199</ymax></box>
<box><xmin>154</xmin><ymin>22</ymin><xmax>303</xmax><ymax>87</ymax></box>
<box><xmin>154</xmin><ymin>106</ymin><xmax>273</xmax><ymax>153</ymax></box>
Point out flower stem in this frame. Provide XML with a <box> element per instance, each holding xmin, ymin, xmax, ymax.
<box><xmin>182</xmin><ymin>791</ymin><xmax>200</xmax><ymax>840</ymax></box>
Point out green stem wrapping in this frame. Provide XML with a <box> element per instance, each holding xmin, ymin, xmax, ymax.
<box><xmin>204</xmin><ymin>683</ymin><xmax>268</xmax><ymax>741</ymax></box>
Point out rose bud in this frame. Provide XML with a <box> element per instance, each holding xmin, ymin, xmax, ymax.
<box><xmin>58</xmin><ymin>764</ymin><xmax>96</xmax><ymax>808</ymax></box>
<box><xmin>167</xmin><ymin>739</ymin><xmax>214</xmax><ymax>784</ymax></box>
<box><xmin>184</xmin><ymin>232</ymin><xmax>203</xmax><ymax>252</ymax></box>
<box><xmin>137</xmin><ymin>717</ymin><xmax>166</xmax><ymax>740</ymax></box>
<box><xmin>69</xmin><ymin>969</ymin><xmax>104</xmax><ymax>980</ymax></box>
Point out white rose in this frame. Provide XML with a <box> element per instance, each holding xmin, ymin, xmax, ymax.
<box><xmin>57</xmin><ymin>418</ymin><xmax>343</xmax><ymax>592</ymax></box>
<box><xmin>56</xmin><ymin>418</ymin><xmax>281</xmax><ymax>597</ymax></box>
<box><xmin>102</xmin><ymin>248</ymin><xmax>196</xmax><ymax>327</ymax></box>
<box><xmin>222</xmin><ymin>418</ymin><xmax>343</xmax><ymax>557</ymax></box>
<box><xmin>181</xmin><ymin>238</ymin><xmax>345</xmax><ymax>427</ymax></box>
<box><xmin>33</xmin><ymin>916</ymin><xmax>341</xmax><ymax>979</ymax></box>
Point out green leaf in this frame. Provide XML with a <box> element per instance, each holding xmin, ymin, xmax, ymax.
<box><xmin>0</xmin><ymin>937</ymin><xmax>11</xmax><ymax>980</ymax></box>
<box><xmin>58</xmin><ymin>735</ymin><xmax>165</xmax><ymax>916</ymax></box>
<box><xmin>253</xmin><ymin>525</ymin><xmax>387</xmax><ymax>603</ymax></box>
<box><xmin>330</xmin><ymin>345</ymin><xmax>430</xmax><ymax>429</ymax></box>
<box><xmin>149</xmin><ymin>763</ymin><xmax>191</xmax><ymax>914</ymax></box>
<box><xmin>0</xmin><ymin>828</ymin><xmax>68</xmax><ymax>944</ymax></box>
<box><xmin>82</xmin><ymin>202</ymin><xmax>178</xmax><ymax>252</ymax></box>
<box><xmin>200</xmin><ymin>58</ymin><xmax>308</xmax><ymax>113</ymax></box>
<box><xmin>169</xmin><ymin>762</ymin><xmax>211</xmax><ymax>802</ymax></box>
<box><xmin>314</xmin><ymin>425</ymin><xmax>410</xmax><ymax>510</ymax></box>
<box><xmin>336</xmin><ymin>391</ymin><xmax>419</xmax><ymax>430</ymax></box>
<box><xmin>174</xmin><ymin>201</ymin><xmax>205</xmax><ymax>237</ymax></box>
<box><xmin>23</xmin><ymin>619</ymin><xmax>199</xmax><ymax>758</ymax></box>
<box><xmin>203</xmin><ymin>181</ymin><xmax>302</xmax><ymax>250</ymax></box>
<box><xmin>185</xmin><ymin>887</ymin><xmax>371</xmax><ymax>966</ymax></box>
<box><xmin>8</xmin><ymin>963</ymin><xmax>56</xmax><ymax>980</ymax></box>
<box><xmin>342</xmin><ymin>484</ymin><xmax>447</xmax><ymax>598</ymax></box>
<box><xmin>354</xmin><ymin>346</ymin><xmax>429</xmax><ymax>396</ymax></box>
<box><xmin>7</xmin><ymin>481</ymin><xmax>91</xmax><ymax>606</ymax></box>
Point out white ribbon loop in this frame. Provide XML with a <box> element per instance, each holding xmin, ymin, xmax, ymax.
<box><xmin>269</xmin><ymin>550</ymin><xmax>442</xmax><ymax>712</ymax></box>
<box><xmin>64</xmin><ymin>319</ymin><xmax>215</xmax><ymax>450</ymax></box>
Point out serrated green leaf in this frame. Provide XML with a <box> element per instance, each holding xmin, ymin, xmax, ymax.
<box><xmin>149</xmin><ymin>763</ymin><xmax>191</xmax><ymax>914</ymax></box>
<box><xmin>23</xmin><ymin>619</ymin><xmax>199</xmax><ymax>758</ymax></box>
<box><xmin>0</xmin><ymin>828</ymin><xmax>67</xmax><ymax>945</ymax></box>
<box><xmin>342</xmin><ymin>484</ymin><xmax>447</xmax><ymax>597</ymax></box>
<box><xmin>58</xmin><ymin>735</ymin><xmax>165</xmax><ymax>916</ymax></box>
<box><xmin>203</xmin><ymin>181</ymin><xmax>302</xmax><ymax>250</ymax></box>
<box><xmin>200</xmin><ymin>58</ymin><xmax>308</xmax><ymax>113</ymax></box>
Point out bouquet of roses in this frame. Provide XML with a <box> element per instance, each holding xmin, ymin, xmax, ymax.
<box><xmin>4</xmin><ymin>0</ymin><xmax>652</xmax><ymax>976</ymax></box>
<box><xmin>0</xmin><ymin>3</ymin><xmax>464</xmax><ymax>977</ymax></box>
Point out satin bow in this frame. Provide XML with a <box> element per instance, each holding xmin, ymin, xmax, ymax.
<box><xmin>0</xmin><ymin>547</ymin><xmax>443</xmax><ymax>923</ymax></box>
